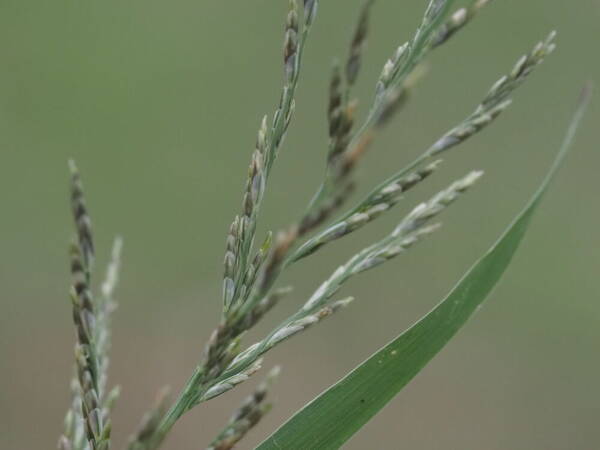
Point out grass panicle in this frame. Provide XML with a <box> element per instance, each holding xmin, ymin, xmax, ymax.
<box><xmin>55</xmin><ymin>1</ymin><xmax>575</xmax><ymax>449</ymax></box>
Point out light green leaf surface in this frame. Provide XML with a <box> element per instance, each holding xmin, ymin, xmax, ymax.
<box><xmin>257</xmin><ymin>85</ymin><xmax>592</xmax><ymax>450</ymax></box>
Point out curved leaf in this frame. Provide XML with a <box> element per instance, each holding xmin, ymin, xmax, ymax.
<box><xmin>256</xmin><ymin>85</ymin><xmax>592</xmax><ymax>450</ymax></box>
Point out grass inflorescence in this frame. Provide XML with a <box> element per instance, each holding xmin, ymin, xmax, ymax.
<box><xmin>56</xmin><ymin>1</ymin><xmax>577</xmax><ymax>449</ymax></box>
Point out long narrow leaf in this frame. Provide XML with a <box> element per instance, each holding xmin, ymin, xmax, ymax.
<box><xmin>256</xmin><ymin>84</ymin><xmax>592</xmax><ymax>450</ymax></box>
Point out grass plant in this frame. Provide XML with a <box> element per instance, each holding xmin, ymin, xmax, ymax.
<box><xmin>56</xmin><ymin>1</ymin><xmax>591</xmax><ymax>449</ymax></box>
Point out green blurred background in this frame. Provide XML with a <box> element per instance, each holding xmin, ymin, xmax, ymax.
<box><xmin>1</xmin><ymin>0</ymin><xmax>598</xmax><ymax>448</ymax></box>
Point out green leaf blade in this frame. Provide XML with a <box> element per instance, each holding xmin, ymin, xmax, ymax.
<box><xmin>256</xmin><ymin>85</ymin><xmax>592</xmax><ymax>450</ymax></box>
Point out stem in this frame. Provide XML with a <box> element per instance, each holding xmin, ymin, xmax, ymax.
<box><xmin>149</xmin><ymin>368</ymin><xmax>205</xmax><ymax>449</ymax></box>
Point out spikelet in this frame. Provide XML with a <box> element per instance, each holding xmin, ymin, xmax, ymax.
<box><xmin>433</xmin><ymin>0</ymin><xmax>494</xmax><ymax>48</ymax></box>
<box><xmin>284</xmin><ymin>1</ymin><xmax>300</xmax><ymax>84</ymax></box>
<box><xmin>346</xmin><ymin>0</ymin><xmax>375</xmax><ymax>85</ymax></box>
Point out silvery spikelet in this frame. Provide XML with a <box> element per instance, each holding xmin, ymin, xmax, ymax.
<box><xmin>432</xmin><ymin>0</ymin><xmax>494</xmax><ymax>48</ymax></box>
<box><xmin>284</xmin><ymin>1</ymin><xmax>299</xmax><ymax>84</ymax></box>
<box><xmin>303</xmin><ymin>0</ymin><xmax>318</xmax><ymax>25</ymax></box>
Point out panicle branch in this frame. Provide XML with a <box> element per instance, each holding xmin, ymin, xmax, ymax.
<box><xmin>221</xmin><ymin>0</ymin><xmax>318</xmax><ymax>316</ymax></box>
<box><xmin>302</xmin><ymin>171</ymin><xmax>483</xmax><ymax>311</ymax></box>
<box><xmin>428</xmin><ymin>31</ymin><xmax>556</xmax><ymax>156</ymax></box>
<box><xmin>69</xmin><ymin>160</ymin><xmax>94</xmax><ymax>269</ymax></box>
<box><xmin>96</xmin><ymin>237</ymin><xmax>123</xmax><ymax>417</ymax></box>
<box><xmin>58</xmin><ymin>376</ymin><xmax>87</xmax><ymax>450</ymax></box>
<box><xmin>291</xmin><ymin>161</ymin><xmax>442</xmax><ymax>262</ymax></box>
<box><xmin>207</xmin><ymin>367</ymin><xmax>281</xmax><ymax>450</ymax></box>
<box><xmin>64</xmin><ymin>161</ymin><xmax>112</xmax><ymax>450</ymax></box>
<box><xmin>140</xmin><ymin>6</ymin><xmax>324</xmax><ymax>446</ymax></box>
<box><xmin>346</xmin><ymin>0</ymin><xmax>375</xmax><ymax>86</ymax></box>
